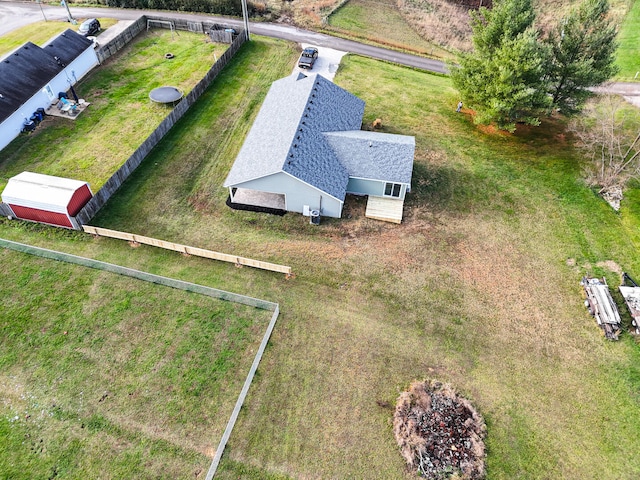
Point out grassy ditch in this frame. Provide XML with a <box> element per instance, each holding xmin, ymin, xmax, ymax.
<box><xmin>2</xmin><ymin>34</ymin><xmax>640</xmax><ymax>479</ymax></box>
<box><xmin>325</xmin><ymin>0</ymin><xmax>451</xmax><ymax>59</ymax></box>
<box><xmin>0</xmin><ymin>27</ymin><xmax>226</xmax><ymax>192</ymax></box>
<box><xmin>0</xmin><ymin>246</ymin><xmax>272</xmax><ymax>479</ymax></box>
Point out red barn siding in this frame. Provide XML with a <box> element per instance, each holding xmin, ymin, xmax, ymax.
<box><xmin>9</xmin><ymin>204</ymin><xmax>73</xmax><ymax>228</ymax></box>
<box><xmin>67</xmin><ymin>184</ymin><xmax>92</xmax><ymax>215</ymax></box>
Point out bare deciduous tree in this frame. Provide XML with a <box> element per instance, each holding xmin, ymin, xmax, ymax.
<box><xmin>569</xmin><ymin>94</ymin><xmax>640</xmax><ymax>209</ymax></box>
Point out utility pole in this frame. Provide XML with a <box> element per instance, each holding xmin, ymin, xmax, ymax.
<box><xmin>241</xmin><ymin>0</ymin><xmax>250</xmax><ymax>41</ymax></box>
<box><xmin>60</xmin><ymin>0</ymin><xmax>75</xmax><ymax>24</ymax></box>
<box><xmin>37</xmin><ymin>0</ymin><xmax>47</xmax><ymax>22</ymax></box>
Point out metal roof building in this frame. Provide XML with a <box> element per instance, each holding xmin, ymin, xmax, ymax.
<box><xmin>2</xmin><ymin>172</ymin><xmax>93</xmax><ymax>229</ymax></box>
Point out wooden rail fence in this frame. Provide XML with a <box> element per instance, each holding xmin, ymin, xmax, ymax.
<box><xmin>82</xmin><ymin>226</ymin><xmax>292</xmax><ymax>275</ymax></box>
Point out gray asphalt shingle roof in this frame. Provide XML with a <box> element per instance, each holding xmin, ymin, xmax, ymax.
<box><xmin>323</xmin><ymin>130</ymin><xmax>414</xmax><ymax>185</ymax></box>
<box><xmin>0</xmin><ymin>30</ymin><xmax>92</xmax><ymax>124</ymax></box>
<box><xmin>224</xmin><ymin>72</ymin><xmax>415</xmax><ymax>201</ymax></box>
<box><xmin>224</xmin><ymin>73</ymin><xmax>365</xmax><ymax>200</ymax></box>
<box><xmin>43</xmin><ymin>29</ymin><xmax>93</xmax><ymax>67</ymax></box>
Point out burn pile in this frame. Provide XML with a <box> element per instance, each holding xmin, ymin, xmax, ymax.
<box><xmin>393</xmin><ymin>380</ymin><xmax>486</xmax><ymax>479</ymax></box>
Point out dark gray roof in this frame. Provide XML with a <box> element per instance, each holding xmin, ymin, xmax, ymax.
<box><xmin>0</xmin><ymin>30</ymin><xmax>91</xmax><ymax>124</ymax></box>
<box><xmin>43</xmin><ymin>29</ymin><xmax>93</xmax><ymax>66</ymax></box>
<box><xmin>323</xmin><ymin>130</ymin><xmax>415</xmax><ymax>184</ymax></box>
<box><xmin>224</xmin><ymin>73</ymin><xmax>365</xmax><ymax>201</ymax></box>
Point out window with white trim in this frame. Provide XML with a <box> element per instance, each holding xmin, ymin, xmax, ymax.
<box><xmin>42</xmin><ymin>84</ymin><xmax>55</xmax><ymax>101</ymax></box>
<box><xmin>384</xmin><ymin>182</ymin><xmax>402</xmax><ymax>198</ymax></box>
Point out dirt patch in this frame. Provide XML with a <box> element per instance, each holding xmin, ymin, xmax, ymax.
<box><xmin>596</xmin><ymin>260</ymin><xmax>623</xmax><ymax>276</ymax></box>
<box><xmin>394</xmin><ymin>380</ymin><xmax>486</xmax><ymax>479</ymax></box>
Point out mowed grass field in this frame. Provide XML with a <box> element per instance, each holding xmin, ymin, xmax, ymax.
<box><xmin>0</xmin><ymin>27</ymin><xmax>226</xmax><ymax>192</ymax></box>
<box><xmin>3</xmin><ymin>32</ymin><xmax>640</xmax><ymax>478</ymax></box>
<box><xmin>0</xmin><ymin>242</ymin><xmax>273</xmax><ymax>479</ymax></box>
<box><xmin>615</xmin><ymin>0</ymin><xmax>640</xmax><ymax>81</ymax></box>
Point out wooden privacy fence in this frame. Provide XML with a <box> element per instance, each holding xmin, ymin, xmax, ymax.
<box><xmin>74</xmin><ymin>18</ymin><xmax>247</xmax><ymax>227</ymax></box>
<box><xmin>83</xmin><ymin>225</ymin><xmax>292</xmax><ymax>275</ymax></box>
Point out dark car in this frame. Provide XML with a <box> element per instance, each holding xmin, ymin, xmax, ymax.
<box><xmin>298</xmin><ymin>47</ymin><xmax>318</xmax><ymax>70</ymax></box>
<box><xmin>78</xmin><ymin>18</ymin><xmax>101</xmax><ymax>37</ymax></box>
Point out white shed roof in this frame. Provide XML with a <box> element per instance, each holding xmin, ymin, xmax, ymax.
<box><xmin>1</xmin><ymin>171</ymin><xmax>90</xmax><ymax>213</ymax></box>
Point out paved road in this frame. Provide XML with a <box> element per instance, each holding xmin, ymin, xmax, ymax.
<box><xmin>1</xmin><ymin>1</ymin><xmax>637</xmax><ymax>101</ymax></box>
<box><xmin>0</xmin><ymin>1</ymin><xmax>449</xmax><ymax>73</ymax></box>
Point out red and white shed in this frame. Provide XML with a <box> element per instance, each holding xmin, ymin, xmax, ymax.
<box><xmin>1</xmin><ymin>172</ymin><xmax>93</xmax><ymax>229</ymax></box>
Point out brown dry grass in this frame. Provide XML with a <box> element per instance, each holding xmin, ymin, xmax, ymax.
<box><xmin>273</xmin><ymin>0</ymin><xmax>633</xmax><ymax>53</ymax></box>
<box><xmin>398</xmin><ymin>0</ymin><xmax>474</xmax><ymax>52</ymax></box>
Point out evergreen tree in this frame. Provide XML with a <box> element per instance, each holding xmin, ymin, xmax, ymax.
<box><xmin>451</xmin><ymin>0</ymin><xmax>551</xmax><ymax>132</ymax></box>
<box><xmin>545</xmin><ymin>0</ymin><xmax>618</xmax><ymax>114</ymax></box>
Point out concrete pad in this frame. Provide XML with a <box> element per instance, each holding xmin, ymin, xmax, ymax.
<box><xmin>233</xmin><ymin>189</ymin><xmax>285</xmax><ymax>210</ymax></box>
<box><xmin>93</xmin><ymin>19</ymin><xmax>135</xmax><ymax>47</ymax></box>
<box><xmin>294</xmin><ymin>43</ymin><xmax>347</xmax><ymax>82</ymax></box>
<box><xmin>45</xmin><ymin>100</ymin><xmax>91</xmax><ymax>120</ymax></box>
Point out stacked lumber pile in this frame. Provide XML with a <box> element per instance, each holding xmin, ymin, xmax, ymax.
<box><xmin>619</xmin><ymin>272</ymin><xmax>640</xmax><ymax>335</ymax></box>
<box><xmin>581</xmin><ymin>276</ymin><xmax>622</xmax><ymax>340</ymax></box>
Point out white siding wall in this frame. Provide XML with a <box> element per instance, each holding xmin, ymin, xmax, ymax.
<box><xmin>347</xmin><ymin>177</ymin><xmax>408</xmax><ymax>200</ymax></box>
<box><xmin>0</xmin><ymin>47</ymin><xmax>98</xmax><ymax>152</ymax></box>
<box><xmin>0</xmin><ymin>93</ymin><xmax>50</xmax><ymax>152</ymax></box>
<box><xmin>233</xmin><ymin>172</ymin><xmax>344</xmax><ymax>218</ymax></box>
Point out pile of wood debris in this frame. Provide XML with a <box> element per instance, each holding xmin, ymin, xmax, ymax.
<box><xmin>393</xmin><ymin>380</ymin><xmax>486</xmax><ymax>479</ymax></box>
<box><xmin>619</xmin><ymin>272</ymin><xmax>640</xmax><ymax>335</ymax></box>
<box><xmin>581</xmin><ymin>276</ymin><xmax>622</xmax><ymax>340</ymax></box>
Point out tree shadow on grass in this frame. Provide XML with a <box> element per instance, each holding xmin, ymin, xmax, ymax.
<box><xmin>407</xmin><ymin>161</ymin><xmax>492</xmax><ymax>216</ymax></box>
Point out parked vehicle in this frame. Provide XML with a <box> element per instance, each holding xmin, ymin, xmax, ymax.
<box><xmin>298</xmin><ymin>47</ymin><xmax>318</xmax><ymax>70</ymax></box>
<box><xmin>78</xmin><ymin>18</ymin><xmax>101</xmax><ymax>37</ymax></box>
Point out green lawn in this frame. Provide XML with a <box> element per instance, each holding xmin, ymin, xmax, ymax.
<box><xmin>0</xmin><ymin>18</ymin><xmax>118</xmax><ymax>58</ymax></box>
<box><xmin>0</xmin><ymin>28</ymin><xmax>226</xmax><ymax>192</ymax></box>
<box><xmin>3</xmin><ymin>34</ymin><xmax>640</xmax><ymax>479</ymax></box>
<box><xmin>0</xmin><ymin>245</ymin><xmax>272</xmax><ymax>479</ymax></box>
<box><xmin>615</xmin><ymin>0</ymin><xmax>640</xmax><ymax>81</ymax></box>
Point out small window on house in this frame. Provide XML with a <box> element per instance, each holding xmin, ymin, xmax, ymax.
<box><xmin>384</xmin><ymin>182</ymin><xmax>402</xmax><ymax>198</ymax></box>
<box><xmin>42</xmin><ymin>84</ymin><xmax>55</xmax><ymax>101</ymax></box>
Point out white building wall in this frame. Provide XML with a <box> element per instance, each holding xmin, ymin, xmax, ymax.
<box><xmin>0</xmin><ymin>46</ymin><xmax>98</xmax><ymax>152</ymax></box>
<box><xmin>232</xmin><ymin>172</ymin><xmax>344</xmax><ymax>218</ymax></box>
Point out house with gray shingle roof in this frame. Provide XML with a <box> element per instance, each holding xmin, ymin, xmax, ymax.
<box><xmin>0</xmin><ymin>29</ymin><xmax>98</xmax><ymax>152</ymax></box>
<box><xmin>224</xmin><ymin>72</ymin><xmax>414</xmax><ymax>223</ymax></box>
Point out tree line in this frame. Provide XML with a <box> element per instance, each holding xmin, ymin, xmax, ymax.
<box><xmin>90</xmin><ymin>0</ymin><xmax>262</xmax><ymax>17</ymax></box>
